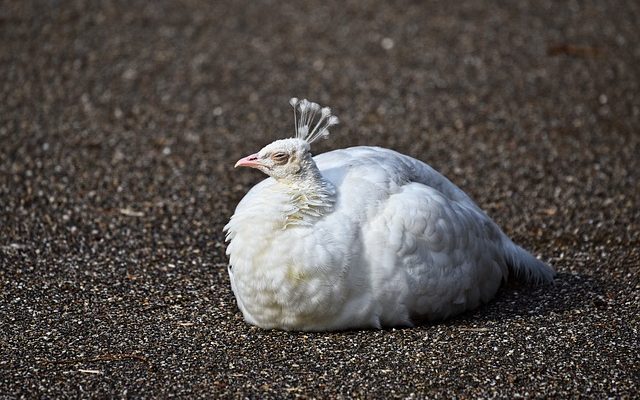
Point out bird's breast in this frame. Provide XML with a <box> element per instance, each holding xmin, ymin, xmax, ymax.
<box><xmin>226</xmin><ymin>205</ymin><xmax>362</xmax><ymax>329</ymax></box>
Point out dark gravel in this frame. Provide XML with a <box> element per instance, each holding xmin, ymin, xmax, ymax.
<box><xmin>1</xmin><ymin>0</ymin><xmax>639</xmax><ymax>398</ymax></box>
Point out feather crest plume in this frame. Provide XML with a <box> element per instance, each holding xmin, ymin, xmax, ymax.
<box><xmin>289</xmin><ymin>98</ymin><xmax>339</xmax><ymax>144</ymax></box>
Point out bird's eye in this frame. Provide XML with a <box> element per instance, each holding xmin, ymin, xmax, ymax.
<box><xmin>271</xmin><ymin>152</ymin><xmax>289</xmax><ymax>163</ymax></box>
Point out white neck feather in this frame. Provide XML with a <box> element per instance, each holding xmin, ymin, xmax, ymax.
<box><xmin>280</xmin><ymin>159</ymin><xmax>336</xmax><ymax>228</ymax></box>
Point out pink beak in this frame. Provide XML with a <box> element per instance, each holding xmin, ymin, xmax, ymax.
<box><xmin>234</xmin><ymin>153</ymin><xmax>262</xmax><ymax>169</ymax></box>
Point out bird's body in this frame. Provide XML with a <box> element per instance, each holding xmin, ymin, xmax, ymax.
<box><xmin>224</xmin><ymin>99</ymin><xmax>554</xmax><ymax>331</ymax></box>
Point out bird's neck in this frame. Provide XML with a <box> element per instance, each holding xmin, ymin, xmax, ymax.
<box><xmin>280</xmin><ymin>161</ymin><xmax>336</xmax><ymax>227</ymax></box>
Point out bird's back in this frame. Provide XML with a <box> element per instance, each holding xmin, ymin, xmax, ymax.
<box><xmin>314</xmin><ymin>147</ymin><xmax>507</xmax><ymax>323</ymax></box>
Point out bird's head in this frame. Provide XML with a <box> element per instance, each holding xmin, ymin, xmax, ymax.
<box><xmin>234</xmin><ymin>138</ymin><xmax>312</xmax><ymax>181</ymax></box>
<box><xmin>234</xmin><ymin>98</ymin><xmax>339</xmax><ymax>184</ymax></box>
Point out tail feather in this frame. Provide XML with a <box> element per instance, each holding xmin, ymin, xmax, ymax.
<box><xmin>503</xmin><ymin>240</ymin><xmax>555</xmax><ymax>284</ymax></box>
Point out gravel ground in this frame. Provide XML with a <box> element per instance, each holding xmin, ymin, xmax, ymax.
<box><xmin>1</xmin><ymin>0</ymin><xmax>639</xmax><ymax>398</ymax></box>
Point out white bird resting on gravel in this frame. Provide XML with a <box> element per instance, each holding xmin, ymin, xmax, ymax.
<box><xmin>224</xmin><ymin>98</ymin><xmax>555</xmax><ymax>331</ymax></box>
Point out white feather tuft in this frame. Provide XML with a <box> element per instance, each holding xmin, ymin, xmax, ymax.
<box><xmin>290</xmin><ymin>98</ymin><xmax>339</xmax><ymax>144</ymax></box>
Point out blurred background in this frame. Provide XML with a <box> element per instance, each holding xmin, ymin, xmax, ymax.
<box><xmin>1</xmin><ymin>0</ymin><xmax>638</xmax><ymax>397</ymax></box>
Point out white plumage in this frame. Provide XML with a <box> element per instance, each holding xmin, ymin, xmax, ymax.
<box><xmin>224</xmin><ymin>98</ymin><xmax>554</xmax><ymax>331</ymax></box>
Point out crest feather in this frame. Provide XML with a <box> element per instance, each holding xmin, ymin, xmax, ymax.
<box><xmin>289</xmin><ymin>98</ymin><xmax>339</xmax><ymax>144</ymax></box>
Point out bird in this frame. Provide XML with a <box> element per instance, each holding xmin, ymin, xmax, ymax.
<box><xmin>224</xmin><ymin>98</ymin><xmax>554</xmax><ymax>331</ymax></box>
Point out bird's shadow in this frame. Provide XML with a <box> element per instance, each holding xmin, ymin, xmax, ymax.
<box><xmin>434</xmin><ymin>271</ymin><xmax>611</xmax><ymax>327</ymax></box>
